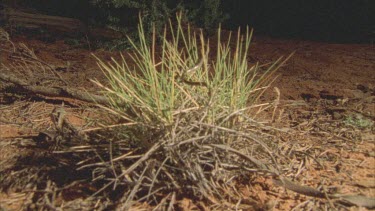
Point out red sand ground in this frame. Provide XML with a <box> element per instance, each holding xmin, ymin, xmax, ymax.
<box><xmin>0</xmin><ymin>29</ymin><xmax>374</xmax><ymax>210</ymax></box>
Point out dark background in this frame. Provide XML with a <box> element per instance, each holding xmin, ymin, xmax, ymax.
<box><xmin>3</xmin><ymin>0</ymin><xmax>374</xmax><ymax>43</ymax></box>
<box><xmin>222</xmin><ymin>0</ymin><xmax>374</xmax><ymax>43</ymax></box>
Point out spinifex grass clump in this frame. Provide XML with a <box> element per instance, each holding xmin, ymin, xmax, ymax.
<box><xmin>95</xmin><ymin>16</ymin><xmax>287</xmax><ymax>129</ymax></box>
<box><xmin>92</xmin><ymin>15</ymin><xmax>290</xmax><ymax>209</ymax></box>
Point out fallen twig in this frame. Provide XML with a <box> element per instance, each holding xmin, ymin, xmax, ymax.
<box><xmin>0</xmin><ymin>72</ymin><xmax>112</xmax><ymax>106</ymax></box>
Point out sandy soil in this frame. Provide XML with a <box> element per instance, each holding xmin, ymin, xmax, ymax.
<box><xmin>0</xmin><ymin>28</ymin><xmax>374</xmax><ymax>210</ymax></box>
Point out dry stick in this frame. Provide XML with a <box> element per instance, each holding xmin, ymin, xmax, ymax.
<box><xmin>217</xmin><ymin>103</ymin><xmax>271</xmax><ymax>127</ymax></box>
<box><xmin>120</xmin><ymin>165</ymin><xmax>148</xmax><ymax>211</ymax></box>
<box><xmin>16</xmin><ymin>43</ymin><xmax>69</xmax><ymax>85</ymax></box>
<box><xmin>146</xmin><ymin>157</ymin><xmax>169</xmax><ymax>201</ymax></box>
<box><xmin>136</xmin><ymin>187</ymin><xmax>165</xmax><ymax>202</ymax></box>
<box><xmin>90</xmin><ymin>180</ymin><xmax>116</xmax><ymax>197</ymax></box>
<box><xmin>273</xmin><ymin>177</ymin><xmax>375</xmax><ymax>208</ymax></box>
<box><xmin>0</xmin><ymin>72</ymin><xmax>112</xmax><ymax>106</ymax></box>
<box><xmin>208</xmin><ymin>144</ymin><xmax>276</xmax><ymax>175</ymax></box>
<box><xmin>118</xmin><ymin>140</ymin><xmax>164</xmax><ymax>179</ymax></box>
<box><xmin>160</xmin><ymin>165</ymin><xmax>181</xmax><ymax>190</ymax></box>
<box><xmin>272</xmin><ymin>177</ymin><xmax>325</xmax><ymax>198</ymax></box>
<box><xmin>314</xmin><ymin>123</ymin><xmax>353</xmax><ymax>143</ymax></box>
<box><xmin>272</xmin><ymin>87</ymin><xmax>281</xmax><ymax>122</ymax></box>
<box><xmin>174</xmin><ymin>135</ymin><xmax>211</xmax><ymax>147</ymax></box>
<box><xmin>167</xmin><ymin>192</ymin><xmax>176</xmax><ymax>211</ymax></box>
<box><xmin>207</xmin><ymin>132</ymin><xmax>375</xmax><ymax>208</ymax></box>
<box><xmin>153</xmin><ymin>192</ymin><xmax>171</xmax><ymax>211</ymax></box>
<box><xmin>199</xmin><ymin>122</ymin><xmax>279</xmax><ymax>171</ymax></box>
<box><xmin>81</xmin><ymin>122</ymin><xmax>138</xmax><ymax>132</ymax></box>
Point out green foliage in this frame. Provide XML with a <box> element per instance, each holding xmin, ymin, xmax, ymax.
<box><xmin>13</xmin><ymin>0</ymin><xmax>229</xmax><ymax>49</ymax></box>
<box><xmin>183</xmin><ymin>0</ymin><xmax>229</xmax><ymax>34</ymax></box>
<box><xmin>93</xmin><ymin>0</ymin><xmax>228</xmax><ymax>50</ymax></box>
<box><xmin>344</xmin><ymin>114</ymin><xmax>374</xmax><ymax>129</ymax></box>
<box><xmin>91</xmin><ymin>0</ymin><xmax>170</xmax><ymax>31</ymax></box>
<box><xmin>93</xmin><ymin>14</ymin><xmax>289</xmax><ymax>130</ymax></box>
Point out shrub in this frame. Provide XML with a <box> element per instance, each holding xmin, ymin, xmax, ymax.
<box><xmin>90</xmin><ymin>14</ymin><xmax>290</xmax><ymax>208</ymax></box>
